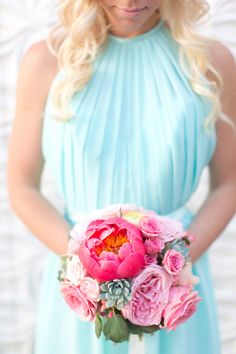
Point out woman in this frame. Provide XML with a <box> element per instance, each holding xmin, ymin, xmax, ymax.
<box><xmin>7</xmin><ymin>0</ymin><xmax>236</xmax><ymax>353</ymax></box>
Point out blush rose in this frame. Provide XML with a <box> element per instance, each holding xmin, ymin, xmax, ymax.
<box><xmin>122</xmin><ymin>265</ymin><xmax>173</xmax><ymax>326</ymax></box>
<box><xmin>61</xmin><ymin>278</ymin><xmax>99</xmax><ymax>321</ymax></box>
<box><xmin>163</xmin><ymin>286</ymin><xmax>202</xmax><ymax>331</ymax></box>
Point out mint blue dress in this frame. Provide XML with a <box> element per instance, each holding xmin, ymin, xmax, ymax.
<box><xmin>36</xmin><ymin>21</ymin><xmax>221</xmax><ymax>354</ymax></box>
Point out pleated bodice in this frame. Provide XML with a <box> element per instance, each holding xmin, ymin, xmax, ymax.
<box><xmin>42</xmin><ymin>20</ymin><xmax>216</xmax><ymax>223</ymax></box>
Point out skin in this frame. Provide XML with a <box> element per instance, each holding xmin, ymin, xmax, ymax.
<box><xmin>98</xmin><ymin>0</ymin><xmax>161</xmax><ymax>38</ymax></box>
<box><xmin>8</xmin><ymin>2</ymin><xmax>236</xmax><ymax>260</ymax></box>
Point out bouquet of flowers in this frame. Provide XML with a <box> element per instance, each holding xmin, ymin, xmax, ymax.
<box><xmin>58</xmin><ymin>204</ymin><xmax>201</xmax><ymax>343</ymax></box>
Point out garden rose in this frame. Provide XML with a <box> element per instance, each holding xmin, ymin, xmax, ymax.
<box><xmin>122</xmin><ymin>265</ymin><xmax>173</xmax><ymax>326</ymax></box>
<box><xmin>79</xmin><ymin>277</ymin><xmax>99</xmax><ymax>301</ymax></box>
<box><xmin>61</xmin><ymin>282</ymin><xmax>98</xmax><ymax>321</ymax></box>
<box><xmin>159</xmin><ymin>217</ymin><xmax>187</xmax><ymax>242</ymax></box>
<box><xmin>66</xmin><ymin>255</ymin><xmax>86</xmax><ymax>285</ymax></box>
<box><xmin>78</xmin><ymin>217</ymin><xmax>145</xmax><ymax>282</ymax></box>
<box><xmin>163</xmin><ymin>286</ymin><xmax>202</xmax><ymax>331</ymax></box>
<box><xmin>162</xmin><ymin>249</ymin><xmax>185</xmax><ymax>275</ymax></box>
<box><xmin>139</xmin><ymin>215</ymin><xmax>186</xmax><ymax>242</ymax></box>
<box><xmin>176</xmin><ymin>262</ymin><xmax>199</xmax><ymax>287</ymax></box>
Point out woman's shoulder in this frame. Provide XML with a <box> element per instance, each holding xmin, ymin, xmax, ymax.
<box><xmin>205</xmin><ymin>40</ymin><xmax>236</xmax><ymax>125</ymax></box>
<box><xmin>18</xmin><ymin>40</ymin><xmax>59</xmax><ymax>102</ymax></box>
<box><xmin>206</xmin><ymin>40</ymin><xmax>236</xmax><ymax>93</ymax></box>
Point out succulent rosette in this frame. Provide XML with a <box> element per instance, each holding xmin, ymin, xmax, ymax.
<box><xmin>58</xmin><ymin>204</ymin><xmax>201</xmax><ymax>343</ymax></box>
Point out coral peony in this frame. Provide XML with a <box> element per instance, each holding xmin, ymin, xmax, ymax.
<box><xmin>78</xmin><ymin>217</ymin><xmax>145</xmax><ymax>281</ymax></box>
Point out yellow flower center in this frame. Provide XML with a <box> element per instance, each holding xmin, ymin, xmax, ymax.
<box><xmin>122</xmin><ymin>211</ymin><xmax>146</xmax><ymax>225</ymax></box>
<box><xmin>95</xmin><ymin>233</ymin><xmax>129</xmax><ymax>256</ymax></box>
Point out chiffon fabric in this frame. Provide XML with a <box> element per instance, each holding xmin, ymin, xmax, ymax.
<box><xmin>35</xmin><ymin>20</ymin><xmax>221</xmax><ymax>354</ymax></box>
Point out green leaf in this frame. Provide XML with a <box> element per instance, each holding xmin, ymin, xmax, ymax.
<box><xmin>127</xmin><ymin>320</ymin><xmax>160</xmax><ymax>335</ymax></box>
<box><xmin>60</xmin><ymin>256</ymin><xmax>68</xmax><ymax>273</ymax></box>
<box><xmin>141</xmin><ymin>325</ymin><xmax>160</xmax><ymax>333</ymax></box>
<box><xmin>103</xmin><ymin>314</ymin><xmax>129</xmax><ymax>343</ymax></box>
<box><xmin>127</xmin><ymin>321</ymin><xmax>144</xmax><ymax>335</ymax></box>
<box><xmin>95</xmin><ymin>315</ymin><xmax>103</xmax><ymax>339</ymax></box>
<box><xmin>57</xmin><ymin>270</ymin><xmax>63</xmax><ymax>282</ymax></box>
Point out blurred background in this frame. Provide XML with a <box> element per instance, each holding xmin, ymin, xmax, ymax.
<box><xmin>0</xmin><ymin>1</ymin><xmax>235</xmax><ymax>353</ymax></box>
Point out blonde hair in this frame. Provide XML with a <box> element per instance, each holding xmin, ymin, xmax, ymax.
<box><xmin>47</xmin><ymin>0</ymin><xmax>225</xmax><ymax>130</ymax></box>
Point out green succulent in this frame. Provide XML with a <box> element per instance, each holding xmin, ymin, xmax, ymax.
<box><xmin>99</xmin><ymin>279</ymin><xmax>132</xmax><ymax>310</ymax></box>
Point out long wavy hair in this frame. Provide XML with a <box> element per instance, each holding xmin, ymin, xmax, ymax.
<box><xmin>47</xmin><ymin>0</ymin><xmax>226</xmax><ymax>130</ymax></box>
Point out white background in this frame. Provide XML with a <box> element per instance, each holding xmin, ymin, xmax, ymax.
<box><xmin>0</xmin><ymin>1</ymin><xmax>235</xmax><ymax>353</ymax></box>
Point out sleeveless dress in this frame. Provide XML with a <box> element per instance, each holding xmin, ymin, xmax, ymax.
<box><xmin>35</xmin><ymin>20</ymin><xmax>221</xmax><ymax>354</ymax></box>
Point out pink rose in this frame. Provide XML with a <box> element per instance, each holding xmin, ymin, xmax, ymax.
<box><xmin>175</xmin><ymin>262</ymin><xmax>199</xmax><ymax>288</ymax></box>
<box><xmin>144</xmin><ymin>237</ymin><xmax>165</xmax><ymax>254</ymax></box>
<box><xmin>159</xmin><ymin>217</ymin><xmax>186</xmax><ymax>242</ymax></box>
<box><xmin>139</xmin><ymin>216</ymin><xmax>163</xmax><ymax>238</ymax></box>
<box><xmin>78</xmin><ymin>217</ymin><xmax>145</xmax><ymax>282</ymax></box>
<box><xmin>162</xmin><ymin>249</ymin><xmax>185</xmax><ymax>275</ymax></box>
<box><xmin>144</xmin><ymin>254</ymin><xmax>157</xmax><ymax>265</ymax></box>
<box><xmin>140</xmin><ymin>216</ymin><xmax>186</xmax><ymax>243</ymax></box>
<box><xmin>122</xmin><ymin>265</ymin><xmax>173</xmax><ymax>326</ymax></box>
<box><xmin>163</xmin><ymin>286</ymin><xmax>202</xmax><ymax>331</ymax></box>
<box><xmin>60</xmin><ymin>281</ymin><xmax>98</xmax><ymax>321</ymax></box>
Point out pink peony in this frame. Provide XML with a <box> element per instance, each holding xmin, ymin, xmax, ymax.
<box><xmin>78</xmin><ymin>217</ymin><xmax>145</xmax><ymax>282</ymax></box>
<box><xmin>163</xmin><ymin>286</ymin><xmax>202</xmax><ymax>331</ymax></box>
<box><xmin>144</xmin><ymin>237</ymin><xmax>165</xmax><ymax>254</ymax></box>
<box><xmin>61</xmin><ymin>281</ymin><xmax>98</xmax><ymax>321</ymax></box>
<box><xmin>122</xmin><ymin>265</ymin><xmax>173</xmax><ymax>326</ymax></box>
<box><xmin>162</xmin><ymin>249</ymin><xmax>185</xmax><ymax>275</ymax></box>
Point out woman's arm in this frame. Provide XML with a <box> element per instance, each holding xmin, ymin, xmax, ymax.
<box><xmin>188</xmin><ymin>43</ymin><xmax>236</xmax><ymax>262</ymax></box>
<box><xmin>8</xmin><ymin>41</ymin><xmax>70</xmax><ymax>255</ymax></box>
